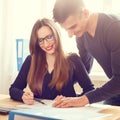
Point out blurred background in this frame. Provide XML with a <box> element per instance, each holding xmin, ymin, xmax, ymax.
<box><xmin>0</xmin><ymin>0</ymin><xmax>120</xmax><ymax>94</ymax></box>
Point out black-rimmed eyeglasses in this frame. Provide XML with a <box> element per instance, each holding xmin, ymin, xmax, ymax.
<box><xmin>38</xmin><ymin>33</ymin><xmax>54</xmax><ymax>45</ymax></box>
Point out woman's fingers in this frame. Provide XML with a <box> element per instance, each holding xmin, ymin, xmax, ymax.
<box><xmin>22</xmin><ymin>92</ymin><xmax>34</xmax><ymax>105</ymax></box>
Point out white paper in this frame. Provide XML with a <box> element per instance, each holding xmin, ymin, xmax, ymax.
<box><xmin>16</xmin><ymin>101</ymin><xmax>111</xmax><ymax>120</ymax></box>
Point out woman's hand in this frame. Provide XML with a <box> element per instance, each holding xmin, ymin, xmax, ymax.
<box><xmin>22</xmin><ymin>91</ymin><xmax>34</xmax><ymax>105</ymax></box>
<box><xmin>52</xmin><ymin>95</ymin><xmax>89</xmax><ymax>108</ymax></box>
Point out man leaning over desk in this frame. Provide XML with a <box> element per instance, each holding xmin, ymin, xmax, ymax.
<box><xmin>52</xmin><ymin>0</ymin><xmax>120</xmax><ymax>108</ymax></box>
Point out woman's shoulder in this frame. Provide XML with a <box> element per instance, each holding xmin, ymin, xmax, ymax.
<box><xmin>23</xmin><ymin>55</ymin><xmax>32</xmax><ymax>63</ymax></box>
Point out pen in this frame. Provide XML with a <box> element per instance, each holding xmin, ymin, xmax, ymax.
<box><xmin>34</xmin><ymin>98</ymin><xmax>46</xmax><ymax>105</ymax></box>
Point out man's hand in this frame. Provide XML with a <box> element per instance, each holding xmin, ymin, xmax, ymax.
<box><xmin>52</xmin><ymin>95</ymin><xmax>89</xmax><ymax>108</ymax></box>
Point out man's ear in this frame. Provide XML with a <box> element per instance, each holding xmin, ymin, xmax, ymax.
<box><xmin>82</xmin><ymin>9</ymin><xmax>89</xmax><ymax>18</ymax></box>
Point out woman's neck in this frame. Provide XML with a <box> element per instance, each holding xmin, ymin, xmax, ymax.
<box><xmin>46</xmin><ymin>54</ymin><xmax>55</xmax><ymax>73</ymax></box>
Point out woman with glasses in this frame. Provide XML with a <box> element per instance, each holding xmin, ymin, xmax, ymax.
<box><xmin>9</xmin><ymin>18</ymin><xmax>94</xmax><ymax>105</ymax></box>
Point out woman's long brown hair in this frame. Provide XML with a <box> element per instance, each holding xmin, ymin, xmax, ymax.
<box><xmin>27</xmin><ymin>18</ymin><xmax>70</xmax><ymax>95</ymax></box>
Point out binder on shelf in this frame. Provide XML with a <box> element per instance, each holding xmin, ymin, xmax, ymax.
<box><xmin>16</xmin><ymin>38</ymin><xmax>29</xmax><ymax>71</ymax></box>
<box><xmin>16</xmin><ymin>39</ymin><xmax>23</xmax><ymax>71</ymax></box>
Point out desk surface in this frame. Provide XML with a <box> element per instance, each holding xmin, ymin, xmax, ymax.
<box><xmin>0</xmin><ymin>94</ymin><xmax>22</xmax><ymax>120</ymax></box>
<box><xmin>0</xmin><ymin>94</ymin><xmax>120</xmax><ymax>120</ymax></box>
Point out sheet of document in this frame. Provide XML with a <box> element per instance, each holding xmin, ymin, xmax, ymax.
<box><xmin>16</xmin><ymin>100</ymin><xmax>111</xmax><ymax>120</ymax></box>
<box><xmin>17</xmin><ymin>99</ymin><xmax>54</xmax><ymax>109</ymax></box>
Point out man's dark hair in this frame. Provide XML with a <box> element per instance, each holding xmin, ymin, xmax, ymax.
<box><xmin>53</xmin><ymin>0</ymin><xmax>85</xmax><ymax>24</ymax></box>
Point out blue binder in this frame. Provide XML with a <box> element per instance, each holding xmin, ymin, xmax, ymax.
<box><xmin>16</xmin><ymin>39</ymin><xmax>23</xmax><ymax>71</ymax></box>
<box><xmin>16</xmin><ymin>39</ymin><xmax>29</xmax><ymax>71</ymax></box>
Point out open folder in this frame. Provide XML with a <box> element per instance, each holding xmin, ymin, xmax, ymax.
<box><xmin>8</xmin><ymin>103</ymin><xmax>110</xmax><ymax>120</ymax></box>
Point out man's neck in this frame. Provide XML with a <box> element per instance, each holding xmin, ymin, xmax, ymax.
<box><xmin>87</xmin><ymin>13</ymin><xmax>98</xmax><ymax>37</ymax></box>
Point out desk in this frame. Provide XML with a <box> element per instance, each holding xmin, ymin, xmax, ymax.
<box><xmin>0</xmin><ymin>94</ymin><xmax>120</xmax><ymax>120</ymax></box>
<box><xmin>0</xmin><ymin>94</ymin><xmax>22</xmax><ymax>120</ymax></box>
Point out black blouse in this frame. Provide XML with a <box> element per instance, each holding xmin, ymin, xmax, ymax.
<box><xmin>9</xmin><ymin>54</ymin><xmax>94</xmax><ymax>101</ymax></box>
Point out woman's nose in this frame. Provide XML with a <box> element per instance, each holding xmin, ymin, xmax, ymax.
<box><xmin>43</xmin><ymin>39</ymin><xmax>49</xmax><ymax>46</ymax></box>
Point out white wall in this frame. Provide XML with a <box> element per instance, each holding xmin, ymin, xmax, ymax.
<box><xmin>2</xmin><ymin>0</ymin><xmax>120</xmax><ymax>94</ymax></box>
<box><xmin>0</xmin><ymin>0</ymin><xmax>43</xmax><ymax>94</ymax></box>
<box><xmin>0</xmin><ymin>0</ymin><xmax>3</xmax><ymax>88</ymax></box>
